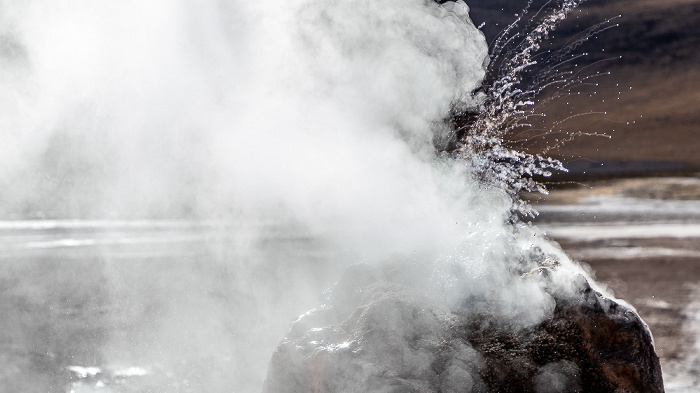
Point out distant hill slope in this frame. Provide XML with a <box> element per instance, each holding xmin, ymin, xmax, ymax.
<box><xmin>467</xmin><ymin>0</ymin><xmax>700</xmax><ymax>175</ymax></box>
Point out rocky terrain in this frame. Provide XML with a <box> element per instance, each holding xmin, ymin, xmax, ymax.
<box><xmin>264</xmin><ymin>263</ymin><xmax>664</xmax><ymax>392</ymax></box>
<box><xmin>528</xmin><ymin>176</ymin><xmax>700</xmax><ymax>391</ymax></box>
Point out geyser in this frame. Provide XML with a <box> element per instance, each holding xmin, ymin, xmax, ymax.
<box><xmin>0</xmin><ymin>0</ymin><xmax>662</xmax><ymax>391</ymax></box>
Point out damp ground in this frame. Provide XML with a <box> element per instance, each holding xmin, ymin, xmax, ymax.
<box><xmin>1</xmin><ymin>175</ymin><xmax>698</xmax><ymax>392</ymax></box>
<box><xmin>529</xmin><ymin>174</ymin><xmax>700</xmax><ymax>391</ymax></box>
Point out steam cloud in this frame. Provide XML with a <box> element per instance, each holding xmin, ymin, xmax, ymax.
<box><xmin>1</xmin><ymin>0</ymin><xmax>589</xmax><ymax>391</ymax></box>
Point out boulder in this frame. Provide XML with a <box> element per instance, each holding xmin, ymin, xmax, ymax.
<box><xmin>264</xmin><ymin>264</ymin><xmax>664</xmax><ymax>393</ymax></box>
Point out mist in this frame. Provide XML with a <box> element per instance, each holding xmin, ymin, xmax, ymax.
<box><xmin>0</xmin><ymin>0</ymin><xmax>594</xmax><ymax>392</ymax></box>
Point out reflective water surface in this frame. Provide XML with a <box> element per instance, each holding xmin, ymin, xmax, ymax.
<box><xmin>3</xmin><ymin>176</ymin><xmax>700</xmax><ymax>392</ymax></box>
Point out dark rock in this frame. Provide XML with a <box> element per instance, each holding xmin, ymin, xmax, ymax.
<box><xmin>264</xmin><ymin>264</ymin><xmax>664</xmax><ymax>393</ymax></box>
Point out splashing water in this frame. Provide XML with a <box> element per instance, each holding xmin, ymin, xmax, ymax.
<box><xmin>448</xmin><ymin>0</ymin><xmax>621</xmax><ymax>215</ymax></box>
<box><xmin>0</xmin><ymin>0</ymin><xmax>629</xmax><ymax>392</ymax></box>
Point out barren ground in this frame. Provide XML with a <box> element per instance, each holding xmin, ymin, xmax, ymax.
<box><xmin>529</xmin><ymin>176</ymin><xmax>700</xmax><ymax>390</ymax></box>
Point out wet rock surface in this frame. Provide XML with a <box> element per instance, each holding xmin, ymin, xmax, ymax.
<box><xmin>264</xmin><ymin>264</ymin><xmax>664</xmax><ymax>393</ymax></box>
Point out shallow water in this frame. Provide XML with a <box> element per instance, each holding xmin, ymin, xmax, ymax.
<box><xmin>2</xmin><ymin>177</ymin><xmax>698</xmax><ymax>392</ymax></box>
<box><xmin>0</xmin><ymin>220</ymin><xmax>344</xmax><ymax>392</ymax></box>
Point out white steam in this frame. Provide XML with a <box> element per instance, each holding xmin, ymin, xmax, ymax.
<box><xmin>0</xmin><ymin>0</ymin><xmax>486</xmax><ymax>223</ymax></box>
<box><xmin>0</xmin><ymin>0</ymin><xmax>587</xmax><ymax>391</ymax></box>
